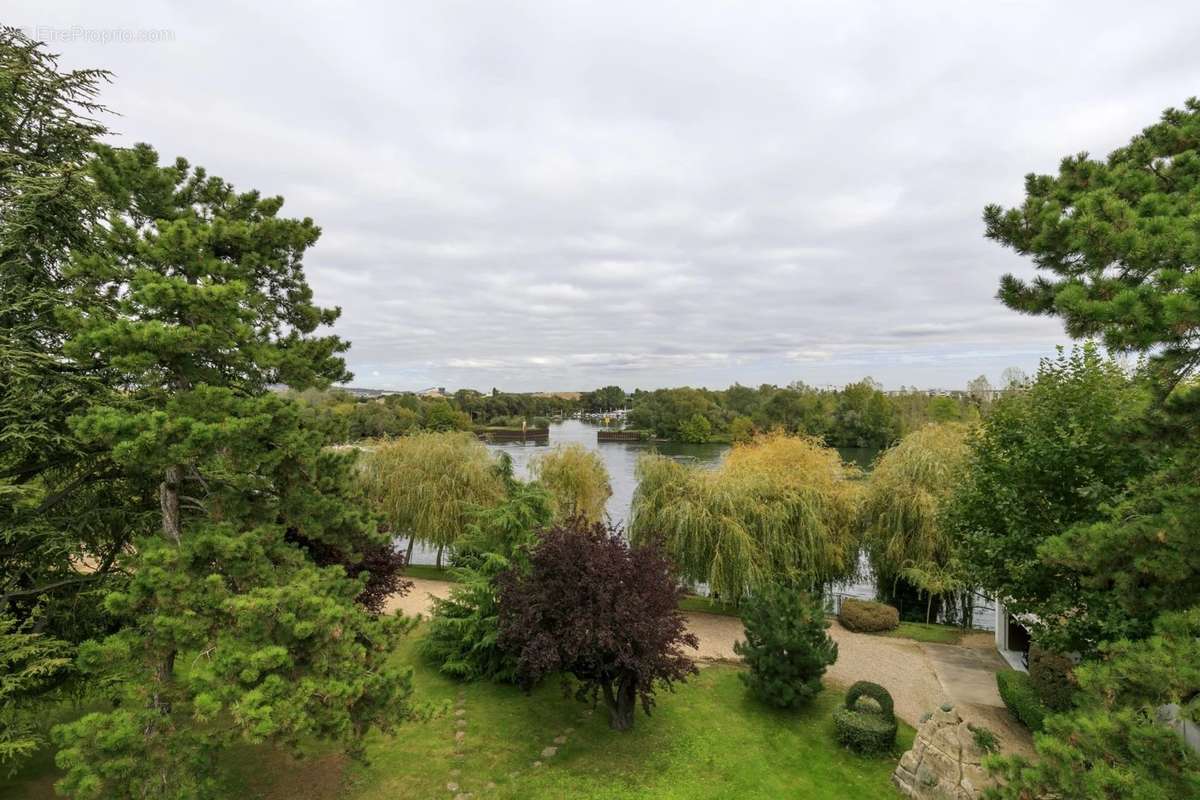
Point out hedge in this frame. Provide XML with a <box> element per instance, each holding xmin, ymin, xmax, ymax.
<box><xmin>833</xmin><ymin>681</ymin><xmax>898</xmax><ymax>753</ymax></box>
<box><xmin>997</xmin><ymin>669</ymin><xmax>1048</xmax><ymax>732</ymax></box>
<box><xmin>837</xmin><ymin>598</ymin><xmax>900</xmax><ymax>633</ymax></box>
<box><xmin>1028</xmin><ymin>645</ymin><xmax>1076</xmax><ymax>711</ymax></box>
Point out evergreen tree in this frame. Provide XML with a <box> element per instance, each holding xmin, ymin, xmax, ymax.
<box><xmin>46</xmin><ymin>145</ymin><xmax>415</xmax><ymax>799</ymax></box>
<box><xmin>734</xmin><ymin>585</ymin><xmax>837</xmax><ymax>709</ymax></box>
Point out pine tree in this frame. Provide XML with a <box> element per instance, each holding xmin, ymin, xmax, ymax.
<box><xmin>734</xmin><ymin>584</ymin><xmax>837</xmax><ymax>709</ymax></box>
<box><xmin>47</xmin><ymin>145</ymin><xmax>415</xmax><ymax>799</ymax></box>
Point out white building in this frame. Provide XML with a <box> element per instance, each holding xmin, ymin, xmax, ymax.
<box><xmin>993</xmin><ymin>599</ymin><xmax>1032</xmax><ymax>672</ymax></box>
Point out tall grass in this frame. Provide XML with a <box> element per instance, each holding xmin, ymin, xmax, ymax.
<box><xmin>630</xmin><ymin>433</ymin><xmax>861</xmax><ymax>599</ymax></box>
<box><xmin>357</xmin><ymin>431</ymin><xmax>506</xmax><ymax>561</ymax></box>
<box><xmin>528</xmin><ymin>443</ymin><xmax>612</xmax><ymax>524</ymax></box>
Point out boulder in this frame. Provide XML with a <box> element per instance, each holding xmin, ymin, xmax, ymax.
<box><xmin>893</xmin><ymin>705</ymin><xmax>998</xmax><ymax>800</ymax></box>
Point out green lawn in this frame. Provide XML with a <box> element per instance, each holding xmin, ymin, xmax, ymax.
<box><xmin>677</xmin><ymin>594</ymin><xmax>740</xmax><ymax>617</ymax></box>
<box><xmin>402</xmin><ymin>564</ymin><xmax>458</xmax><ymax>582</ymax></box>
<box><xmin>882</xmin><ymin>621</ymin><xmax>965</xmax><ymax>644</ymax></box>
<box><xmin>5</xmin><ymin>626</ymin><xmax>910</xmax><ymax>800</ymax></box>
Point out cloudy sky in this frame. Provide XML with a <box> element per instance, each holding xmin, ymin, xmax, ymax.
<box><xmin>15</xmin><ymin>2</ymin><xmax>1200</xmax><ymax>391</ymax></box>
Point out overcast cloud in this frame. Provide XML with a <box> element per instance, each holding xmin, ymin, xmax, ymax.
<box><xmin>13</xmin><ymin>1</ymin><xmax>1200</xmax><ymax>391</ymax></box>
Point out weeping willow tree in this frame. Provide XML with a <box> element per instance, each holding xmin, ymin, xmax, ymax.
<box><xmin>529</xmin><ymin>443</ymin><xmax>612</xmax><ymax>524</ymax></box>
<box><xmin>860</xmin><ymin>422</ymin><xmax>970</xmax><ymax>622</ymax></box>
<box><xmin>630</xmin><ymin>433</ymin><xmax>861</xmax><ymax>600</ymax></box>
<box><xmin>358</xmin><ymin>431</ymin><xmax>506</xmax><ymax>565</ymax></box>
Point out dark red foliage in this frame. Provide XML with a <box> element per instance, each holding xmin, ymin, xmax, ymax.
<box><xmin>497</xmin><ymin>520</ymin><xmax>699</xmax><ymax>731</ymax></box>
<box><xmin>285</xmin><ymin>527</ymin><xmax>411</xmax><ymax>613</ymax></box>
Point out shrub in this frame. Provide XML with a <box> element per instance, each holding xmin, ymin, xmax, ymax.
<box><xmin>1027</xmin><ymin>645</ymin><xmax>1076</xmax><ymax>712</ymax></box>
<box><xmin>837</xmin><ymin>598</ymin><xmax>899</xmax><ymax>632</ymax></box>
<box><xmin>734</xmin><ymin>585</ymin><xmax>838</xmax><ymax>709</ymax></box>
<box><xmin>996</xmin><ymin>669</ymin><xmax>1048</xmax><ymax>732</ymax></box>
<box><xmin>832</xmin><ymin>681</ymin><xmax>897</xmax><ymax>753</ymax></box>
<box><xmin>969</xmin><ymin>723</ymin><xmax>999</xmax><ymax>753</ymax></box>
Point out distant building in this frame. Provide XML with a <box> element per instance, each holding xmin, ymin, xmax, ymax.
<box><xmin>418</xmin><ymin>386</ymin><xmax>449</xmax><ymax>398</ymax></box>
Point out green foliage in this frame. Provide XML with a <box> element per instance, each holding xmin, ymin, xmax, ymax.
<box><xmin>837</xmin><ymin>599</ymin><xmax>899</xmax><ymax>633</ymax></box>
<box><xmin>996</xmin><ymin>670</ymin><xmax>1048</xmax><ymax>732</ymax></box>
<box><xmin>950</xmin><ymin>345</ymin><xmax>1151</xmax><ymax>652</ymax></box>
<box><xmin>419</xmin><ymin>482</ymin><xmax>553</xmax><ymax>682</ymax></box>
<box><xmin>358</xmin><ymin>431</ymin><xmax>505</xmax><ymax>557</ymax></box>
<box><xmin>422</xmin><ymin>400</ymin><xmax>473</xmax><ymax>432</ymax></box>
<box><xmin>678</xmin><ymin>413</ymin><xmax>712</xmax><ymax>443</ymax></box>
<box><xmin>729</xmin><ymin>415</ymin><xmax>755</xmax><ymax>444</ymax></box>
<box><xmin>861</xmin><ymin>423</ymin><xmax>970</xmax><ymax>616</ymax></box>
<box><xmin>631</xmin><ymin>433</ymin><xmax>861</xmax><ymax>599</ymax></box>
<box><xmin>627</xmin><ymin>387</ymin><xmax>724</xmax><ymax>441</ymax></box>
<box><xmin>0</xmin><ymin>615</ymin><xmax>72</xmax><ymax>776</ymax></box>
<box><xmin>833</xmin><ymin>682</ymin><xmax>897</xmax><ymax>753</ymax></box>
<box><xmin>1027</xmin><ymin>646</ymin><xmax>1077</xmax><ymax>712</ymax></box>
<box><xmin>970</xmin><ymin>724</ymin><xmax>999</xmax><ymax>754</ymax></box>
<box><xmin>8</xmin><ymin>118</ymin><xmax>418</xmax><ymax>795</ymax></box>
<box><xmin>734</xmin><ymin>585</ymin><xmax>837</xmax><ymax>709</ymax></box>
<box><xmin>983</xmin><ymin>707</ymin><xmax>1200</xmax><ymax>800</ymax></box>
<box><xmin>583</xmin><ymin>385</ymin><xmax>627</xmax><ymax>412</ymax></box>
<box><xmin>987</xmin><ymin>97</ymin><xmax>1200</xmax><ymax>383</ymax></box>
<box><xmin>0</xmin><ymin>27</ymin><xmax>130</xmax><ymax>654</ymax></box>
<box><xmin>529</xmin><ymin>443</ymin><xmax>612</xmax><ymax>524</ymax></box>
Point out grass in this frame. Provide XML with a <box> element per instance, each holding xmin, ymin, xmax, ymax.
<box><xmin>402</xmin><ymin>564</ymin><xmax>459</xmax><ymax>582</ymax></box>
<box><xmin>677</xmin><ymin>594</ymin><xmax>740</xmax><ymax>617</ymax></box>
<box><xmin>881</xmin><ymin>621</ymin><xmax>965</xmax><ymax>644</ymax></box>
<box><xmin>4</xmin><ymin>626</ymin><xmax>910</xmax><ymax>800</ymax></box>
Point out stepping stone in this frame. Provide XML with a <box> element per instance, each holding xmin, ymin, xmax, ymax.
<box><xmin>455</xmin><ymin>719</ymin><xmax>467</xmax><ymax>728</ymax></box>
<box><xmin>553</xmin><ymin>735</ymin><xmax>567</xmax><ymax>745</ymax></box>
<box><xmin>532</xmin><ymin>760</ymin><xmax>543</xmax><ymax>768</ymax></box>
<box><xmin>454</xmin><ymin>794</ymin><xmax>472</xmax><ymax>800</ymax></box>
<box><xmin>585</xmin><ymin>709</ymin><xmax>594</xmax><ymax>716</ymax></box>
<box><xmin>447</xmin><ymin>782</ymin><xmax>459</xmax><ymax>792</ymax></box>
<box><xmin>449</xmin><ymin>769</ymin><xmax>461</xmax><ymax>778</ymax></box>
<box><xmin>485</xmin><ymin>782</ymin><xmax>496</xmax><ymax>791</ymax></box>
<box><xmin>454</xmin><ymin>709</ymin><xmax>466</xmax><ymax>717</ymax></box>
<box><xmin>541</xmin><ymin>746</ymin><xmax>557</xmax><ymax>758</ymax></box>
<box><xmin>455</xmin><ymin>730</ymin><xmax>466</xmax><ymax>742</ymax></box>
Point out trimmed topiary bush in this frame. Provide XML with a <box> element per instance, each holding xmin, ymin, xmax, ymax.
<box><xmin>833</xmin><ymin>681</ymin><xmax>898</xmax><ymax>753</ymax></box>
<box><xmin>837</xmin><ymin>598</ymin><xmax>900</xmax><ymax>633</ymax></box>
<box><xmin>734</xmin><ymin>584</ymin><xmax>838</xmax><ymax>709</ymax></box>
<box><xmin>997</xmin><ymin>669</ymin><xmax>1049</xmax><ymax>732</ymax></box>
<box><xmin>1027</xmin><ymin>645</ymin><xmax>1076</xmax><ymax>712</ymax></box>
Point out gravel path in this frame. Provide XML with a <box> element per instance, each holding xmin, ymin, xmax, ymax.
<box><xmin>384</xmin><ymin>577</ymin><xmax>1032</xmax><ymax>753</ymax></box>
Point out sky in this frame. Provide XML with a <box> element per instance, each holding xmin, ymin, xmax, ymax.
<box><xmin>13</xmin><ymin>1</ymin><xmax>1200</xmax><ymax>392</ymax></box>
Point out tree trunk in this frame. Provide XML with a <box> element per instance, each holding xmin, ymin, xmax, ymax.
<box><xmin>405</xmin><ymin>534</ymin><xmax>416</xmax><ymax>565</ymax></box>
<box><xmin>925</xmin><ymin>592</ymin><xmax>933</xmax><ymax>624</ymax></box>
<box><xmin>436</xmin><ymin>545</ymin><xmax>444</xmax><ymax>569</ymax></box>
<box><xmin>160</xmin><ymin>464</ymin><xmax>183</xmax><ymax>544</ymax></box>
<box><xmin>602</xmin><ymin>674</ymin><xmax>637</xmax><ymax>731</ymax></box>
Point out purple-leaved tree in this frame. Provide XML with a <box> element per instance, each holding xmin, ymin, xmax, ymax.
<box><xmin>498</xmin><ymin>521</ymin><xmax>698</xmax><ymax>731</ymax></box>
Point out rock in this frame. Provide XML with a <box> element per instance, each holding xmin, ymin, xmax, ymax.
<box><xmin>553</xmin><ymin>735</ymin><xmax>567</xmax><ymax>745</ymax></box>
<box><xmin>455</xmin><ymin>709</ymin><xmax>466</xmax><ymax>717</ymax></box>
<box><xmin>541</xmin><ymin>746</ymin><xmax>557</xmax><ymax>758</ymax></box>
<box><xmin>893</xmin><ymin>706</ymin><xmax>998</xmax><ymax>800</ymax></box>
<box><xmin>454</xmin><ymin>730</ymin><xmax>466</xmax><ymax>743</ymax></box>
<box><xmin>446</xmin><ymin>782</ymin><xmax>459</xmax><ymax>792</ymax></box>
<box><xmin>532</xmin><ymin>760</ymin><xmax>543</xmax><ymax>768</ymax></box>
<box><xmin>455</xmin><ymin>719</ymin><xmax>467</xmax><ymax>728</ymax></box>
